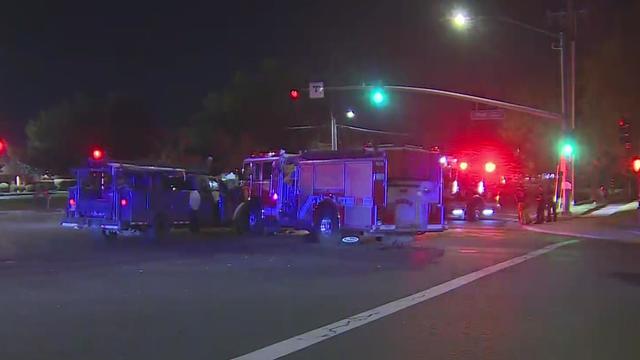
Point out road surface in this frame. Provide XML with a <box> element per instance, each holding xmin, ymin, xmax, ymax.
<box><xmin>1</xmin><ymin>211</ymin><xmax>639</xmax><ymax>359</ymax></box>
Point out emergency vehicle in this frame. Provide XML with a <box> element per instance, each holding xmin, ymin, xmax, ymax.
<box><xmin>442</xmin><ymin>149</ymin><xmax>521</xmax><ymax>221</ymax></box>
<box><xmin>233</xmin><ymin>145</ymin><xmax>445</xmax><ymax>244</ymax></box>
<box><xmin>61</xmin><ymin>150</ymin><xmax>238</xmax><ymax>239</ymax></box>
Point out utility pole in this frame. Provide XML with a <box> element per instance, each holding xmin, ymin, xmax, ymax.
<box><xmin>568</xmin><ymin>0</ymin><xmax>577</xmax><ymax>210</ymax></box>
<box><xmin>330</xmin><ymin>112</ymin><xmax>338</xmax><ymax>150</ymax></box>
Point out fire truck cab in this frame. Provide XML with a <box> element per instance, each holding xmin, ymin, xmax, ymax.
<box><xmin>62</xmin><ymin>153</ymin><xmax>239</xmax><ymax>239</ymax></box>
<box><xmin>234</xmin><ymin>145</ymin><xmax>445</xmax><ymax>244</ymax></box>
<box><xmin>443</xmin><ymin>156</ymin><xmax>507</xmax><ymax>221</ymax></box>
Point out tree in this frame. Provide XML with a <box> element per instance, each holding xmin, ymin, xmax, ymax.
<box><xmin>184</xmin><ymin>59</ymin><xmax>308</xmax><ymax>171</ymax></box>
<box><xmin>578</xmin><ymin>1</ymin><xmax>640</xmax><ymax>190</ymax></box>
<box><xmin>25</xmin><ymin>94</ymin><xmax>158</xmax><ymax>173</ymax></box>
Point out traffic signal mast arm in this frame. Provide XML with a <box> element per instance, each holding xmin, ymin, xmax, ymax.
<box><xmin>297</xmin><ymin>84</ymin><xmax>562</xmax><ymax>121</ymax></box>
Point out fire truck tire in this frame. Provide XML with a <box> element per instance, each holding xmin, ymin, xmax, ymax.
<box><xmin>312</xmin><ymin>205</ymin><xmax>340</xmax><ymax>245</ymax></box>
<box><xmin>234</xmin><ymin>201</ymin><xmax>264</xmax><ymax>235</ymax></box>
<box><xmin>247</xmin><ymin>203</ymin><xmax>265</xmax><ymax>235</ymax></box>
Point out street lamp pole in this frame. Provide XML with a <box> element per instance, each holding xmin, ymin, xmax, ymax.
<box><xmin>453</xmin><ymin>12</ymin><xmax>573</xmax><ymax>214</ymax></box>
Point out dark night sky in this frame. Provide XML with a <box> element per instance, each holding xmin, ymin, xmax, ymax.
<box><xmin>0</xmin><ymin>0</ymin><xmax>631</xmax><ymax>144</ymax></box>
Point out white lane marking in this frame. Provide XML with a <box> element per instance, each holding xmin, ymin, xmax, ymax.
<box><xmin>524</xmin><ymin>225</ymin><xmax>640</xmax><ymax>242</ymax></box>
<box><xmin>232</xmin><ymin>239</ymin><xmax>579</xmax><ymax>360</ymax></box>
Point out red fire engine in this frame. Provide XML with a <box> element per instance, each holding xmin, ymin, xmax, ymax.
<box><xmin>233</xmin><ymin>145</ymin><xmax>445</xmax><ymax>244</ymax></box>
<box><xmin>442</xmin><ymin>145</ymin><xmax>523</xmax><ymax>221</ymax></box>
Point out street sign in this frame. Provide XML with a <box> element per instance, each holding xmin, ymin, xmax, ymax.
<box><xmin>470</xmin><ymin>109</ymin><xmax>505</xmax><ymax>120</ymax></box>
<box><xmin>309</xmin><ymin>82</ymin><xmax>324</xmax><ymax>99</ymax></box>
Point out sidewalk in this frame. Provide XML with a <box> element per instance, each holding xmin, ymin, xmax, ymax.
<box><xmin>524</xmin><ymin>208</ymin><xmax>640</xmax><ymax>242</ymax></box>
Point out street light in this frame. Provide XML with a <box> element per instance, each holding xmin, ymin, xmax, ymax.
<box><xmin>345</xmin><ymin>109</ymin><xmax>356</xmax><ymax>119</ymax></box>
<box><xmin>451</xmin><ymin>10</ymin><xmax>470</xmax><ymax>29</ymax></box>
<box><xmin>449</xmin><ymin>8</ymin><xmax>574</xmax><ymax>214</ymax></box>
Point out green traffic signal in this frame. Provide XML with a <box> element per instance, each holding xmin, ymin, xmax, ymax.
<box><xmin>559</xmin><ymin>138</ymin><xmax>577</xmax><ymax>158</ymax></box>
<box><xmin>369</xmin><ymin>87</ymin><xmax>388</xmax><ymax>107</ymax></box>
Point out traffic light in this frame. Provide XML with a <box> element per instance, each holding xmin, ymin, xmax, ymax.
<box><xmin>0</xmin><ymin>139</ymin><xmax>6</xmax><ymax>156</ymax></box>
<box><xmin>92</xmin><ymin>148</ymin><xmax>105</xmax><ymax>161</ymax></box>
<box><xmin>345</xmin><ymin>109</ymin><xmax>356</xmax><ymax>119</ymax></box>
<box><xmin>632</xmin><ymin>158</ymin><xmax>640</xmax><ymax>173</ymax></box>
<box><xmin>618</xmin><ymin>117</ymin><xmax>632</xmax><ymax>150</ymax></box>
<box><xmin>369</xmin><ymin>87</ymin><xmax>388</xmax><ymax>107</ymax></box>
<box><xmin>559</xmin><ymin>136</ymin><xmax>576</xmax><ymax>158</ymax></box>
<box><xmin>289</xmin><ymin>89</ymin><xmax>300</xmax><ymax>101</ymax></box>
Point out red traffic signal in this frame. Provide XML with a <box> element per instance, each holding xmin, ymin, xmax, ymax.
<box><xmin>0</xmin><ymin>139</ymin><xmax>5</xmax><ymax>155</ymax></box>
<box><xmin>91</xmin><ymin>148</ymin><xmax>105</xmax><ymax>161</ymax></box>
<box><xmin>632</xmin><ymin>158</ymin><xmax>640</xmax><ymax>173</ymax></box>
<box><xmin>289</xmin><ymin>89</ymin><xmax>300</xmax><ymax>101</ymax></box>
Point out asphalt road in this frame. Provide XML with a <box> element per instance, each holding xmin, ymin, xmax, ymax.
<box><xmin>1</xmin><ymin>211</ymin><xmax>639</xmax><ymax>360</ymax></box>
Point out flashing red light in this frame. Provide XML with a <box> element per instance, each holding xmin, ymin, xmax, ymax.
<box><xmin>0</xmin><ymin>140</ymin><xmax>5</xmax><ymax>154</ymax></box>
<box><xmin>120</xmin><ymin>198</ymin><xmax>128</xmax><ymax>207</ymax></box>
<box><xmin>69</xmin><ymin>198</ymin><xmax>76</xmax><ymax>208</ymax></box>
<box><xmin>289</xmin><ymin>89</ymin><xmax>300</xmax><ymax>100</ymax></box>
<box><xmin>618</xmin><ymin>119</ymin><xmax>626</xmax><ymax>127</ymax></box>
<box><xmin>459</xmin><ymin>161</ymin><xmax>469</xmax><ymax>171</ymax></box>
<box><xmin>633</xmin><ymin>159</ymin><xmax>640</xmax><ymax>173</ymax></box>
<box><xmin>92</xmin><ymin>148</ymin><xmax>104</xmax><ymax>160</ymax></box>
<box><xmin>484</xmin><ymin>161</ymin><xmax>496</xmax><ymax>173</ymax></box>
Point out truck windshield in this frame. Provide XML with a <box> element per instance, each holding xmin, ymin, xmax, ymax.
<box><xmin>387</xmin><ymin>150</ymin><xmax>439</xmax><ymax>181</ymax></box>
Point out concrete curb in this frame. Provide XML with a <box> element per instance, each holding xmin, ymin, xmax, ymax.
<box><xmin>523</xmin><ymin>225</ymin><xmax>610</xmax><ymax>240</ymax></box>
<box><xmin>523</xmin><ymin>225</ymin><xmax>640</xmax><ymax>243</ymax></box>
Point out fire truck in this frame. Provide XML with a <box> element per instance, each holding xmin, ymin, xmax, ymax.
<box><xmin>61</xmin><ymin>150</ymin><xmax>239</xmax><ymax>239</ymax></box>
<box><xmin>442</xmin><ymin>148</ymin><xmax>521</xmax><ymax>221</ymax></box>
<box><xmin>233</xmin><ymin>145</ymin><xmax>445</xmax><ymax>244</ymax></box>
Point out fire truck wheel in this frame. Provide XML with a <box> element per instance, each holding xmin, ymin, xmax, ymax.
<box><xmin>247</xmin><ymin>204</ymin><xmax>265</xmax><ymax>235</ymax></box>
<box><xmin>234</xmin><ymin>202</ymin><xmax>264</xmax><ymax>235</ymax></box>
<box><xmin>313</xmin><ymin>206</ymin><xmax>340</xmax><ymax>245</ymax></box>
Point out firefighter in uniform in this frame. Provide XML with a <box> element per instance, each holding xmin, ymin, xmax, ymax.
<box><xmin>535</xmin><ymin>186</ymin><xmax>546</xmax><ymax>224</ymax></box>
<box><xmin>515</xmin><ymin>186</ymin><xmax>528</xmax><ymax>225</ymax></box>
<box><xmin>545</xmin><ymin>184</ymin><xmax>557</xmax><ymax>222</ymax></box>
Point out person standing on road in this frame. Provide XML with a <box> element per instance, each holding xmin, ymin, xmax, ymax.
<box><xmin>515</xmin><ymin>186</ymin><xmax>527</xmax><ymax>224</ymax></box>
<box><xmin>545</xmin><ymin>184</ymin><xmax>557</xmax><ymax>222</ymax></box>
<box><xmin>535</xmin><ymin>186</ymin><xmax>546</xmax><ymax>224</ymax></box>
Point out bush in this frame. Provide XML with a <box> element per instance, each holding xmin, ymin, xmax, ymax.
<box><xmin>25</xmin><ymin>184</ymin><xmax>35</xmax><ymax>192</ymax></box>
<box><xmin>0</xmin><ymin>183</ymin><xmax>8</xmax><ymax>192</ymax></box>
